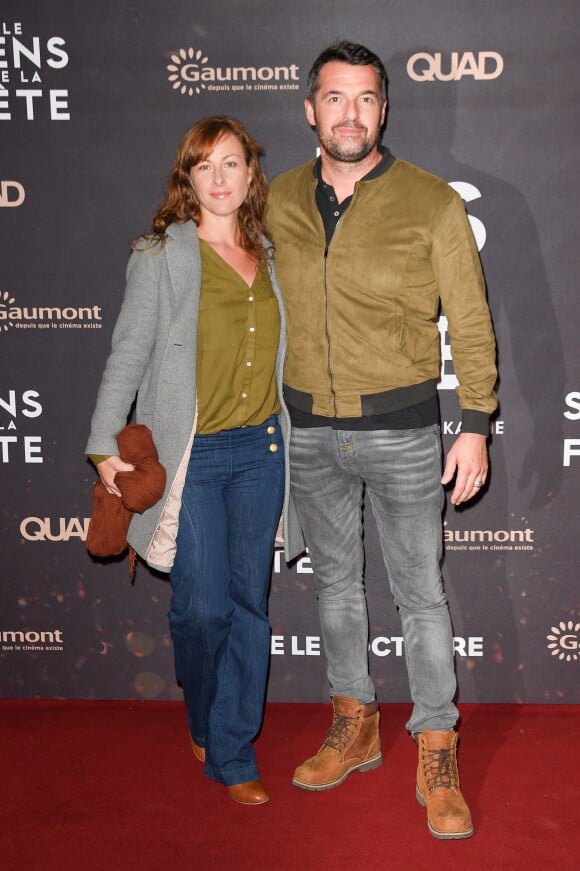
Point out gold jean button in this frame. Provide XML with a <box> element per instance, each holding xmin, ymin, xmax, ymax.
<box><xmin>269</xmin><ymin>443</ymin><xmax>278</xmax><ymax>452</ymax></box>
<box><xmin>267</xmin><ymin>425</ymin><xmax>275</xmax><ymax>434</ymax></box>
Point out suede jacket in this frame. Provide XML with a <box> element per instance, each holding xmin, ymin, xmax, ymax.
<box><xmin>268</xmin><ymin>158</ymin><xmax>497</xmax><ymax>427</ymax></box>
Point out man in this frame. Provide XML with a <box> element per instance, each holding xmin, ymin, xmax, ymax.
<box><xmin>268</xmin><ymin>41</ymin><xmax>497</xmax><ymax>840</ymax></box>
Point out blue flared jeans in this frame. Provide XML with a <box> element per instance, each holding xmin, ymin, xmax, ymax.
<box><xmin>289</xmin><ymin>424</ymin><xmax>458</xmax><ymax>734</ymax></box>
<box><xmin>169</xmin><ymin>415</ymin><xmax>284</xmax><ymax>785</ymax></box>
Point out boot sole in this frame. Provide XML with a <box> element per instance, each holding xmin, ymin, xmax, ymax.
<box><xmin>415</xmin><ymin>786</ymin><xmax>474</xmax><ymax>840</ymax></box>
<box><xmin>292</xmin><ymin>753</ymin><xmax>382</xmax><ymax>791</ymax></box>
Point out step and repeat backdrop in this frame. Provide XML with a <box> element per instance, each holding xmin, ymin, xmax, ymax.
<box><xmin>1</xmin><ymin>1</ymin><xmax>578</xmax><ymax>705</ymax></box>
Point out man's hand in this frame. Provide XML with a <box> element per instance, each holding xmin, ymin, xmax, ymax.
<box><xmin>441</xmin><ymin>432</ymin><xmax>488</xmax><ymax>505</ymax></box>
<box><xmin>96</xmin><ymin>455</ymin><xmax>135</xmax><ymax>498</ymax></box>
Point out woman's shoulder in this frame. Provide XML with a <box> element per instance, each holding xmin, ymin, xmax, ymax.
<box><xmin>165</xmin><ymin>220</ymin><xmax>199</xmax><ymax>244</ymax></box>
<box><xmin>131</xmin><ymin>220</ymin><xmax>199</xmax><ymax>253</ymax></box>
<box><xmin>132</xmin><ymin>235</ymin><xmax>161</xmax><ymax>254</ymax></box>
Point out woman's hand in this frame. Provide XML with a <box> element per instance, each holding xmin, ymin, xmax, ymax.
<box><xmin>96</xmin><ymin>455</ymin><xmax>136</xmax><ymax>498</ymax></box>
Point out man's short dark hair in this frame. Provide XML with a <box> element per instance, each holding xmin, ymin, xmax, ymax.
<box><xmin>306</xmin><ymin>40</ymin><xmax>389</xmax><ymax>103</ymax></box>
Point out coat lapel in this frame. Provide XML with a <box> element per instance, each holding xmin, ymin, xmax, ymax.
<box><xmin>164</xmin><ymin>220</ymin><xmax>202</xmax><ymax>343</ymax></box>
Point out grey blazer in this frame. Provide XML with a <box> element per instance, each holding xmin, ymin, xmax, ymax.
<box><xmin>86</xmin><ymin>220</ymin><xmax>304</xmax><ymax>571</ymax></box>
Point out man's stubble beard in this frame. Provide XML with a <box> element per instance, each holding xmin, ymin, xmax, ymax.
<box><xmin>315</xmin><ymin>120</ymin><xmax>380</xmax><ymax>165</ymax></box>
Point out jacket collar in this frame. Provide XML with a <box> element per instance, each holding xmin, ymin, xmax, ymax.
<box><xmin>312</xmin><ymin>145</ymin><xmax>395</xmax><ymax>184</ymax></box>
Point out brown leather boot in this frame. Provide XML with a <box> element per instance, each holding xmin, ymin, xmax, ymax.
<box><xmin>415</xmin><ymin>730</ymin><xmax>473</xmax><ymax>839</ymax></box>
<box><xmin>292</xmin><ymin>695</ymin><xmax>381</xmax><ymax>791</ymax></box>
<box><xmin>227</xmin><ymin>780</ymin><xmax>269</xmax><ymax>805</ymax></box>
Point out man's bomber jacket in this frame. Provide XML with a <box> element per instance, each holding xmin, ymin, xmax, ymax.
<box><xmin>267</xmin><ymin>156</ymin><xmax>497</xmax><ymax>431</ymax></box>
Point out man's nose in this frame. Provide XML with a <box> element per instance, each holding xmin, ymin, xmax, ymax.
<box><xmin>344</xmin><ymin>99</ymin><xmax>359</xmax><ymax>119</ymax></box>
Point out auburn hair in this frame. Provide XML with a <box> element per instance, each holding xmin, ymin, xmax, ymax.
<box><xmin>141</xmin><ymin>116</ymin><xmax>269</xmax><ymax>261</ymax></box>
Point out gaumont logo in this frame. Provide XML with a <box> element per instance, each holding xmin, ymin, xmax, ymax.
<box><xmin>20</xmin><ymin>516</ymin><xmax>90</xmax><ymax>542</ymax></box>
<box><xmin>0</xmin><ymin>20</ymin><xmax>70</xmax><ymax>120</ymax></box>
<box><xmin>0</xmin><ymin>290</ymin><xmax>102</xmax><ymax>333</ymax></box>
<box><xmin>0</xmin><ymin>180</ymin><xmax>25</xmax><ymax>207</ymax></box>
<box><xmin>167</xmin><ymin>47</ymin><xmax>300</xmax><ymax>95</ymax></box>
<box><xmin>407</xmin><ymin>51</ymin><xmax>503</xmax><ymax>82</ymax></box>
<box><xmin>546</xmin><ymin>621</ymin><xmax>580</xmax><ymax>662</ymax></box>
<box><xmin>444</xmin><ymin>522</ymin><xmax>534</xmax><ymax>553</ymax></box>
<box><xmin>1</xmin><ymin>629</ymin><xmax>63</xmax><ymax>652</ymax></box>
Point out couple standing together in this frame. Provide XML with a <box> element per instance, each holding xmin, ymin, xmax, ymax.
<box><xmin>87</xmin><ymin>41</ymin><xmax>497</xmax><ymax>838</ymax></box>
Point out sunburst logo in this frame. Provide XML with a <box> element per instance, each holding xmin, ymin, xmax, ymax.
<box><xmin>0</xmin><ymin>291</ymin><xmax>16</xmax><ymax>332</ymax></box>
<box><xmin>546</xmin><ymin>621</ymin><xmax>580</xmax><ymax>662</ymax></box>
<box><xmin>167</xmin><ymin>48</ymin><xmax>208</xmax><ymax>95</ymax></box>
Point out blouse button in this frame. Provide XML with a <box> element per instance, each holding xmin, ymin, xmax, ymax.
<box><xmin>241</xmin><ymin>392</ymin><xmax>248</xmax><ymax>398</ymax></box>
<box><xmin>248</xmin><ymin>295</ymin><xmax>254</xmax><ymax>302</ymax></box>
<box><xmin>246</xmin><ymin>361</ymin><xmax>252</xmax><ymax>367</ymax></box>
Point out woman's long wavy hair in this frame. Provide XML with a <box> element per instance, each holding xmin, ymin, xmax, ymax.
<box><xmin>142</xmin><ymin>116</ymin><xmax>269</xmax><ymax>261</ymax></box>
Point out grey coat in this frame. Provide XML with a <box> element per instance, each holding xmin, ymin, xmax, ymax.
<box><xmin>86</xmin><ymin>220</ymin><xmax>304</xmax><ymax>571</ymax></box>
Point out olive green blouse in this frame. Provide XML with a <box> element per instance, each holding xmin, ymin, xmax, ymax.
<box><xmin>89</xmin><ymin>241</ymin><xmax>281</xmax><ymax>466</ymax></box>
<box><xmin>195</xmin><ymin>240</ymin><xmax>280</xmax><ymax>435</ymax></box>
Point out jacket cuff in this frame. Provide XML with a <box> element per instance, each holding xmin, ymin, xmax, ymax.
<box><xmin>460</xmin><ymin>410</ymin><xmax>490</xmax><ymax>436</ymax></box>
<box><xmin>88</xmin><ymin>454</ymin><xmax>111</xmax><ymax>466</ymax></box>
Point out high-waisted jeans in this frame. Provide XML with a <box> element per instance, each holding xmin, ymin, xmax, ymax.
<box><xmin>290</xmin><ymin>424</ymin><xmax>458</xmax><ymax>734</ymax></box>
<box><xmin>169</xmin><ymin>415</ymin><xmax>284</xmax><ymax>785</ymax></box>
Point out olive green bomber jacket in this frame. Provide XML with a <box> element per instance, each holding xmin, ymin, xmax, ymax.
<box><xmin>268</xmin><ymin>157</ymin><xmax>497</xmax><ymax>426</ymax></box>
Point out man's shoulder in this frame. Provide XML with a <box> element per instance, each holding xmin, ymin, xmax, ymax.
<box><xmin>269</xmin><ymin>160</ymin><xmax>316</xmax><ymax>196</ymax></box>
<box><xmin>389</xmin><ymin>157</ymin><xmax>455</xmax><ymax>202</ymax></box>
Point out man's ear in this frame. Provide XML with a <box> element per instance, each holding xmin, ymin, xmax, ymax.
<box><xmin>305</xmin><ymin>99</ymin><xmax>316</xmax><ymax>127</ymax></box>
<box><xmin>380</xmin><ymin>100</ymin><xmax>388</xmax><ymax>126</ymax></box>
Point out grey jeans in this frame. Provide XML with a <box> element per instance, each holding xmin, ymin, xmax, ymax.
<box><xmin>290</xmin><ymin>424</ymin><xmax>458</xmax><ymax>733</ymax></box>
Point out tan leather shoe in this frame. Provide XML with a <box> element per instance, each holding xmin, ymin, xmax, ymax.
<box><xmin>415</xmin><ymin>729</ymin><xmax>473</xmax><ymax>840</ymax></box>
<box><xmin>227</xmin><ymin>780</ymin><xmax>269</xmax><ymax>805</ymax></box>
<box><xmin>292</xmin><ymin>695</ymin><xmax>381</xmax><ymax>791</ymax></box>
<box><xmin>189</xmin><ymin>734</ymin><xmax>205</xmax><ymax>763</ymax></box>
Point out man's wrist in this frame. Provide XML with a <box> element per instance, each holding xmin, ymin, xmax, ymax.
<box><xmin>460</xmin><ymin>410</ymin><xmax>490</xmax><ymax>436</ymax></box>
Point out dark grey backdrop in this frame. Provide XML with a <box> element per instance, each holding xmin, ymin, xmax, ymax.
<box><xmin>1</xmin><ymin>1</ymin><xmax>578</xmax><ymax>705</ymax></box>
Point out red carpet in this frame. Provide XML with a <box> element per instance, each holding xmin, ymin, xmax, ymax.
<box><xmin>1</xmin><ymin>701</ymin><xmax>578</xmax><ymax>870</ymax></box>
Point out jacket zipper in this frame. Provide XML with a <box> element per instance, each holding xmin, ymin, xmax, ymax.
<box><xmin>323</xmin><ymin>212</ymin><xmax>347</xmax><ymax>416</ymax></box>
<box><xmin>322</xmin><ymin>243</ymin><xmax>336</xmax><ymax>415</ymax></box>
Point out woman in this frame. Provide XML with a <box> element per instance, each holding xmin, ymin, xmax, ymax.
<box><xmin>86</xmin><ymin>116</ymin><xmax>293</xmax><ymax>805</ymax></box>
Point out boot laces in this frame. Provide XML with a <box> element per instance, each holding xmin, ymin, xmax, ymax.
<box><xmin>324</xmin><ymin>713</ymin><xmax>359</xmax><ymax>752</ymax></box>
<box><xmin>422</xmin><ymin>747</ymin><xmax>459</xmax><ymax>792</ymax></box>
